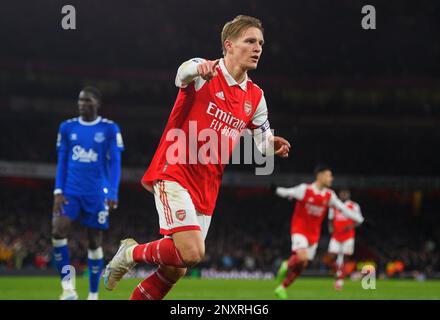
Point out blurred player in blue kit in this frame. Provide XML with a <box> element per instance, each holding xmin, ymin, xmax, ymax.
<box><xmin>51</xmin><ymin>87</ymin><xmax>124</xmax><ymax>300</ymax></box>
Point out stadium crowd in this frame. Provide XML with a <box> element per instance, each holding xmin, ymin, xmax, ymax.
<box><xmin>1</xmin><ymin>179</ymin><xmax>439</xmax><ymax>278</ymax></box>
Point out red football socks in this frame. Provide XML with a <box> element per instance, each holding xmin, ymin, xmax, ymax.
<box><xmin>130</xmin><ymin>268</ymin><xmax>176</xmax><ymax>300</ymax></box>
<box><xmin>336</xmin><ymin>263</ymin><xmax>345</xmax><ymax>280</ymax></box>
<box><xmin>132</xmin><ymin>238</ymin><xmax>185</xmax><ymax>267</ymax></box>
<box><xmin>282</xmin><ymin>253</ymin><xmax>305</xmax><ymax>288</ymax></box>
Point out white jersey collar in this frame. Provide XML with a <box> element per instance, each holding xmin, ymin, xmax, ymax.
<box><xmin>219</xmin><ymin>58</ymin><xmax>248</xmax><ymax>91</ymax></box>
<box><xmin>79</xmin><ymin>116</ymin><xmax>102</xmax><ymax>126</ymax></box>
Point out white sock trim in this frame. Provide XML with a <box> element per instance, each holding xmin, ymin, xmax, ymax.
<box><xmin>52</xmin><ymin>238</ymin><xmax>68</xmax><ymax>247</ymax></box>
<box><xmin>88</xmin><ymin>247</ymin><xmax>103</xmax><ymax>260</ymax></box>
<box><xmin>126</xmin><ymin>245</ymin><xmax>135</xmax><ymax>263</ymax></box>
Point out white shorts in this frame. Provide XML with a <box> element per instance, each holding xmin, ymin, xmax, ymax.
<box><xmin>153</xmin><ymin>180</ymin><xmax>211</xmax><ymax>240</ymax></box>
<box><xmin>328</xmin><ymin>238</ymin><xmax>355</xmax><ymax>256</ymax></box>
<box><xmin>291</xmin><ymin>233</ymin><xmax>318</xmax><ymax>260</ymax></box>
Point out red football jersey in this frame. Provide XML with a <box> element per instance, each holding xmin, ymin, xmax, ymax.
<box><xmin>331</xmin><ymin>201</ymin><xmax>359</xmax><ymax>242</ymax></box>
<box><xmin>142</xmin><ymin>60</ymin><xmax>264</xmax><ymax>215</ymax></box>
<box><xmin>290</xmin><ymin>184</ymin><xmax>333</xmax><ymax>245</ymax></box>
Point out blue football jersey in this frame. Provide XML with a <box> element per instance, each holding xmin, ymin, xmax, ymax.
<box><xmin>54</xmin><ymin>116</ymin><xmax>124</xmax><ymax>199</ymax></box>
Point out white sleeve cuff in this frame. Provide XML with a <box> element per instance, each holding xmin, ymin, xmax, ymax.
<box><xmin>53</xmin><ymin>189</ymin><xmax>63</xmax><ymax>195</ymax></box>
<box><xmin>253</xmin><ymin>120</ymin><xmax>274</xmax><ymax>156</ymax></box>
<box><xmin>175</xmin><ymin>58</ymin><xmax>204</xmax><ymax>88</ymax></box>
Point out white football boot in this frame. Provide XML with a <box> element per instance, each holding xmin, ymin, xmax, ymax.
<box><xmin>103</xmin><ymin>238</ymin><xmax>138</xmax><ymax>290</ymax></box>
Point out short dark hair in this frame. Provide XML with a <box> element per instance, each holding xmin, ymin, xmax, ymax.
<box><xmin>82</xmin><ymin>86</ymin><xmax>102</xmax><ymax>104</ymax></box>
<box><xmin>314</xmin><ymin>165</ymin><xmax>332</xmax><ymax>175</ymax></box>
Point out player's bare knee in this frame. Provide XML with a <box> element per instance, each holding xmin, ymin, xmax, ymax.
<box><xmin>180</xmin><ymin>247</ymin><xmax>204</xmax><ymax>267</ymax></box>
<box><xmin>173</xmin><ymin>231</ymin><xmax>205</xmax><ymax>267</ymax></box>
<box><xmin>181</xmin><ymin>252</ymin><xmax>203</xmax><ymax>267</ymax></box>
<box><xmin>296</xmin><ymin>250</ymin><xmax>308</xmax><ymax>263</ymax></box>
<box><xmin>52</xmin><ymin>224</ymin><xmax>68</xmax><ymax>239</ymax></box>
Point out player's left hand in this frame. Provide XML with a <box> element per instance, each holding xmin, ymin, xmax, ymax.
<box><xmin>107</xmin><ymin>199</ymin><xmax>118</xmax><ymax>213</ymax></box>
<box><xmin>272</xmin><ymin>136</ymin><xmax>291</xmax><ymax>158</ymax></box>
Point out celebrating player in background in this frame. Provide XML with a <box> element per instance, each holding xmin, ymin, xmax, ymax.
<box><xmin>52</xmin><ymin>87</ymin><xmax>124</xmax><ymax>300</ymax></box>
<box><xmin>327</xmin><ymin>189</ymin><xmax>362</xmax><ymax>290</ymax></box>
<box><xmin>272</xmin><ymin>166</ymin><xmax>364</xmax><ymax>299</ymax></box>
<box><xmin>103</xmin><ymin>15</ymin><xmax>291</xmax><ymax>300</ymax></box>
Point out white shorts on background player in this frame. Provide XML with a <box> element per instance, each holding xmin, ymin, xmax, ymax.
<box><xmin>153</xmin><ymin>180</ymin><xmax>211</xmax><ymax>240</ymax></box>
<box><xmin>328</xmin><ymin>238</ymin><xmax>355</xmax><ymax>256</ymax></box>
<box><xmin>291</xmin><ymin>233</ymin><xmax>318</xmax><ymax>260</ymax></box>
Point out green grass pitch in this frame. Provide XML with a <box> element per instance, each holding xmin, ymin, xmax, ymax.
<box><xmin>0</xmin><ymin>277</ymin><xmax>439</xmax><ymax>300</ymax></box>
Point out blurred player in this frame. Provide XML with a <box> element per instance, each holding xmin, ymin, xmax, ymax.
<box><xmin>52</xmin><ymin>87</ymin><xmax>124</xmax><ymax>300</ymax></box>
<box><xmin>103</xmin><ymin>15</ymin><xmax>291</xmax><ymax>300</ymax></box>
<box><xmin>327</xmin><ymin>189</ymin><xmax>362</xmax><ymax>290</ymax></box>
<box><xmin>272</xmin><ymin>166</ymin><xmax>364</xmax><ymax>299</ymax></box>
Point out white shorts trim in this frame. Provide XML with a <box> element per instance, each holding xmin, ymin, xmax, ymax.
<box><xmin>291</xmin><ymin>233</ymin><xmax>318</xmax><ymax>260</ymax></box>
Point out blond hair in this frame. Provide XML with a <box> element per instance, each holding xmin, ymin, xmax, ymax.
<box><xmin>221</xmin><ymin>15</ymin><xmax>264</xmax><ymax>55</ymax></box>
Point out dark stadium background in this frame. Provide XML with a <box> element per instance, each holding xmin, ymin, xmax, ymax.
<box><xmin>0</xmin><ymin>0</ymin><xmax>439</xmax><ymax>280</ymax></box>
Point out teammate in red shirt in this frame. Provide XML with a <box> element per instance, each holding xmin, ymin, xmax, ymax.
<box><xmin>328</xmin><ymin>189</ymin><xmax>363</xmax><ymax>290</ymax></box>
<box><xmin>103</xmin><ymin>15</ymin><xmax>291</xmax><ymax>300</ymax></box>
<box><xmin>273</xmin><ymin>166</ymin><xmax>364</xmax><ymax>299</ymax></box>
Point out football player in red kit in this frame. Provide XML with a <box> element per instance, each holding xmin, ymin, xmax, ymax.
<box><xmin>273</xmin><ymin>166</ymin><xmax>364</xmax><ymax>299</ymax></box>
<box><xmin>103</xmin><ymin>15</ymin><xmax>291</xmax><ymax>300</ymax></box>
<box><xmin>328</xmin><ymin>189</ymin><xmax>363</xmax><ymax>290</ymax></box>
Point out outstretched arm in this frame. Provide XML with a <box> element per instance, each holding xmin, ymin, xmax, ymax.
<box><xmin>275</xmin><ymin>184</ymin><xmax>307</xmax><ymax>201</ymax></box>
<box><xmin>343</xmin><ymin>204</ymin><xmax>363</xmax><ymax>231</ymax></box>
<box><xmin>330</xmin><ymin>195</ymin><xmax>364</xmax><ymax>224</ymax></box>
<box><xmin>175</xmin><ymin>58</ymin><xmax>219</xmax><ymax>89</ymax></box>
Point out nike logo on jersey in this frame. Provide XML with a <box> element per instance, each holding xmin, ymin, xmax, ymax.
<box><xmin>215</xmin><ymin>91</ymin><xmax>225</xmax><ymax>100</ymax></box>
<box><xmin>72</xmin><ymin>145</ymin><xmax>98</xmax><ymax>163</ymax></box>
